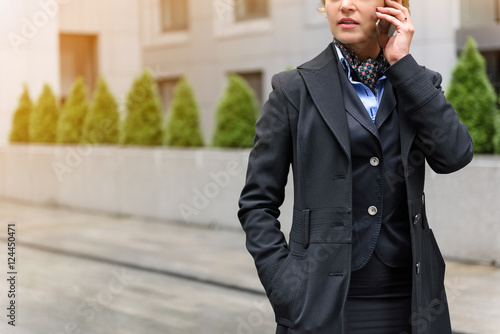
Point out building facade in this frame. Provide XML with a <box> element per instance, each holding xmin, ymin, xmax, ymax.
<box><xmin>458</xmin><ymin>0</ymin><xmax>500</xmax><ymax>94</ymax></box>
<box><xmin>142</xmin><ymin>0</ymin><xmax>468</xmax><ymax>143</ymax></box>
<box><xmin>58</xmin><ymin>0</ymin><xmax>142</xmax><ymax>103</ymax></box>
<box><xmin>0</xmin><ymin>0</ymin><xmax>60</xmax><ymax>144</ymax></box>
<box><xmin>0</xmin><ymin>0</ymin><xmax>142</xmax><ymax>144</ymax></box>
<box><xmin>0</xmin><ymin>0</ymin><xmax>498</xmax><ymax>144</ymax></box>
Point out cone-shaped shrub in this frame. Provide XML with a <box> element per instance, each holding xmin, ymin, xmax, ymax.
<box><xmin>494</xmin><ymin>95</ymin><xmax>500</xmax><ymax>154</ymax></box>
<box><xmin>122</xmin><ymin>70</ymin><xmax>164</xmax><ymax>146</ymax></box>
<box><xmin>57</xmin><ymin>77</ymin><xmax>89</xmax><ymax>143</ymax></box>
<box><xmin>446</xmin><ymin>37</ymin><xmax>500</xmax><ymax>153</ymax></box>
<box><xmin>29</xmin><ymin>83</ymin><xmax>59</xmax><ymax>143</ymax></box>
<box><xmin>82</xmin><ymin>77</ymin><xmax>120</xmax><ymax>144</ymax></box>
<box><xmin>212</xmin><ymin>74</ymin><xmax>257</xmax><ymax>148</ymax></box>
<box><xmin>9</xmin><ymin>84</ymin><xmax>33</xmax><ymax>143</ymax></box>
<box><xmin>165</xmin><ymin>77</ymin><xmax>204</xmax><ymax>147</ymax></box>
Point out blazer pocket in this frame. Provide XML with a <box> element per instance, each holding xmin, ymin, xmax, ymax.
<box><xmin>422</xmin><ymin>229</ymin><xmax>447</xmax><ymax>300</ymax></box>
<box><xmin>268</xmin><ymin>251</ymin><xmax>305</xmax><ymax>328</ymax></box>
<box><xmin>427</xmin><ymin>229</ymin><xmax>446</xmax><ymax>268</ymax></box>
<box><xmin>420</xmin><ymin>229</ymin><xmax>452</xmax><ymax>333</ymax></box>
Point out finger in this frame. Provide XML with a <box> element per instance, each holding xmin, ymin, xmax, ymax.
<box><xmin>385</xmin><ymin>0</ymin><xmax>404</xmax><ymax>9</ymax></box>
<box><xmin>376</xmin><ymin>6</ymin><xmax>406</xmax><ymax>18</ymax></box>
<box><xmin>375</xmin><ymin>11</ymin><xmax>406</xmax><ymax>26</ymax></box>
<box><xmin>384</xmin><ymin>0</ymin><xmax>409</xmax><ymax>16</ymax></box>
<box><xmin>376</xmin><ymin>8</ymin><xmax>410</xmax><ymax>25</ymax></box>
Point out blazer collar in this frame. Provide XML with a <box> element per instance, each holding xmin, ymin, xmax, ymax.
<box><xmin>297</xmin><ymin>42</ymin><xmax>416</xmax><ymax>166</ymax></box>
<box><xmin>375</xmin><ymin>80</ymin><xmax>396</xmax><ymax>128</ymax></box>
<box><xmin>336</xmin><ymin>55</ymin><xmax>380</xmax><ymax>140</ymax></box>
<box><xmin>335</xmin><ymin>43</ymin><xmax>397</xmax><ymax>137</ymax></box>
<box><xmin>297</xmin><ymin>43</ymin><xmax>351</xmax><ymax>161</ymax></box>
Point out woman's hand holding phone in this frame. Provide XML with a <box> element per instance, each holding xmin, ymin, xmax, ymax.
<box><xmin>375</xmin><ymin>0</ymin><xmax>414</xmax><ymax>65</ymax></box>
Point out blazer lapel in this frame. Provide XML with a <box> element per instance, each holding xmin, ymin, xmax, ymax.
<box><xmin>375</xmin><ymin>80</ymin><xmax>397</xmax><ymax>129</ymax></box>
<box><xmin>298</xmin><ymin>44</ymin><xmax>351</xmax><ymax>161</ymax></box>
<box><xmin>337</xmin><ymin>61</ymin><xmax>380</xmax><ymax>140</ymax></box>
<box><xmin>297</xmin><ymin>43</ymin><xmax>417</xmax><ymax>174</ymax></box>
<box><xmin>398</xmin><ymin>103</ymin><xmax>416</xmax><ymax>165</ymax></box>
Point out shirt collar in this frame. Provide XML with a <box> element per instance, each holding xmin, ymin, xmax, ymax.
<box><xmin>333</xmin><ymin>44</ymin><xmax>387</xmax><ymax>83</ymax></box>
<box><xmin>334</xmin><ymin>44</ymin><xmax>352</xmax><ymax>77</ymax></box>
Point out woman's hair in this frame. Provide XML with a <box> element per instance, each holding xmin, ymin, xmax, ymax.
<box><xmin>318</xmin><ymin>0</ymin><xmax>410</xmax><ymax>13</ymax></box>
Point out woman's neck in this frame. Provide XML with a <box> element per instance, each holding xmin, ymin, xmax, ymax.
<box><xmin>345</xmin><ymin>40</ymin><xmax>381</xmax><ymax>62</ymax></box>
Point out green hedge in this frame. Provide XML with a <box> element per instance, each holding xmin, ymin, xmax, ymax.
<box><xmin>494</xmin><ymin>95</ymin><xmax>500</xmax><ymax>153</ymax></box>
<box><xmin>29</xmin><ymin>84</ymin><xmax>59</xmax><ymax>143</ymax></box>
<box><xmin>212</xmin><ymin>74</ymin><xmax>257</xmax><ymax>148</ymax></box>
<box><xmin>82</xmin><ymin>77</ymin><xmax>120</xmax><ymax>144</ymax></box>
<box><xmin>122</xmin><ymin>70</ymin><xmax>164</xmax><ymax>146</ymax></box>
<box><xmin>9</xmin><ymin>72</ymin><xmax>266</xmax><ymax>149</ymax></box>
<box><xmin>446</xmin><ymin>37</ymin><xmax>500</xmax><ymax>154</ymax></box>
<box><xmin>57</xmin><ymin>77</ymin><xmax>89</xmax><ymax>144</ymax></box>
<box><xmin>165</xmin><ymin>77</ymin><xmax>204</xmax><ymax>147</ymax></box>
<box><xmin>9</xmin><ymin>84</ymin><xmax>33</xmax><ymax>143</ymax></box>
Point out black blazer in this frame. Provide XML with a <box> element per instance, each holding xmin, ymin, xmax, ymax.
<box><xmin>238</xmin><ymin>43</ymin><xmax>473</xmax><ymax>333</ymax></box>
<box><xmin>336</xmin><ymin>51</ymin><xmax>412</xmax><ymax>270</ymax></box>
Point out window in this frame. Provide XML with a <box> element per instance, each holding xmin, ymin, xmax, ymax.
<box><xmin>160</xmin><ymin>0</ymin><xmax>189</xmax><ymax>32</ymax></box>
<box><xmin>157</xmin><ymin>77</ymin><xmax>180</xmax><ymax>115</ymax></box>
<box><xmin>461</xmin><ymin>0</ymin><xmax>498</xmax><ymax>26</ymax></box>
<box><xmin>496</xmin><ymin>0</ymin><xmax>500</xmax><ymax>22</ymax></box>
<box><xmin>233</xmin><ymin>71</ymin><xmax>264</xmax><ymax>106</ymax></box>
<box><xmin>59</xmin><ymin>34</ymin><xmax>98</xmax><ymax>102</ymax></box>
<box><xmin>481</xmin><ymin>50</ymin><xmax>500</xmax><ymax>97</ymax></box>
<box><xmin>235</xmin><ymin>0</ymin><xmax>269</xmax><ymax>21</ymax></box>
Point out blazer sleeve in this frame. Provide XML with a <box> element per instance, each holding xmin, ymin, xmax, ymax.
<box><xmin>385</xmin><ymin>55</ymin><xmax>474</xmax><ymax>174</ymax></box>
<box><xmin>238</xmin><ymin>73</ymin><xmax>294</xmax><ymax>291</ymax></box>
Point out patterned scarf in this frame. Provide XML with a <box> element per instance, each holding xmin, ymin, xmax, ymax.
<box><xmin>333</xmin><ymin>38</ymin><xmax>389</xmax><ymax>94</ymax></box>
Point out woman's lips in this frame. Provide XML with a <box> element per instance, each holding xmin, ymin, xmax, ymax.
<box><xmin>338</xmin><ymin>18</ymin><xmax>359</xmax><ymax>29</ymax></box>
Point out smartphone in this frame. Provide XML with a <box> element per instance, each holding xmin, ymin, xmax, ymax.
<box><xmin>376</xmin><ymin>18</ymin><xmax>397</xmax><ymax>37</ymax></box>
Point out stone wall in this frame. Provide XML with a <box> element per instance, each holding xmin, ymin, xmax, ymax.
<box><xmin>0</xmin><ymin>145</ymin><xmax>498</xmax><ymax>264</ymax></box>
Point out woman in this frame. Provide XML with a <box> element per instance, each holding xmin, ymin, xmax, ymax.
<box><xmin>238</xmin><ymin>0</ymin><xmax>473</xmax><ymax>333</ymax></box>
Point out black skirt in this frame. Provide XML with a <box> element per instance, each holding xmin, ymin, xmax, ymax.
<box><xmin>346</xmin><ymin>254</ymin><xmax>413</xmax><ymax>334</ymax></box>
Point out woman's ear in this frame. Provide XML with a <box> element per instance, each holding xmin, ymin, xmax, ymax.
<box><xmin>317</xmin><ymin>0</ymin><xmax>326</xmax><ymax>13</ymax></box>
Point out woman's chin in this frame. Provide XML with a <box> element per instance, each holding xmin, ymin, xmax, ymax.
<box><xmin>333</xmin><ymin>33</ymin><xmax>363</xmax><ymax>44</ymax></box>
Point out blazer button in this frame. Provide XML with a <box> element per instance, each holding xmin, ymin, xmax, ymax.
<box><xmin>416</xmin><ymin>262</ymin><xmax>421</xmax><ymax>275</ymax></box>
<box><xmin>413</xmin><ymin>213</ymin><xmax>421</xmax><ymax>225</ymax></box>
<box><xmin>370</xmin><ymin>157</ymin><xmax>380</xmax><ymax>166</ymax></box>
<box><xmin>368</xmin><ymin>206</ymin><xmax>378</xmax><ymax>216</ymax></box>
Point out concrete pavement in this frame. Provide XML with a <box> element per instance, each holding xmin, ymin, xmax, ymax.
<box><xmin>0</xmin><ymin>198</ymin><xmax>498</xmax><ymax>333</ymax></box>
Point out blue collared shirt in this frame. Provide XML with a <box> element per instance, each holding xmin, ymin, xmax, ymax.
<box><xmin>334</xmin><ymin>45</ymin><xmax>386</xmax><ymax>123</ymax></box>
